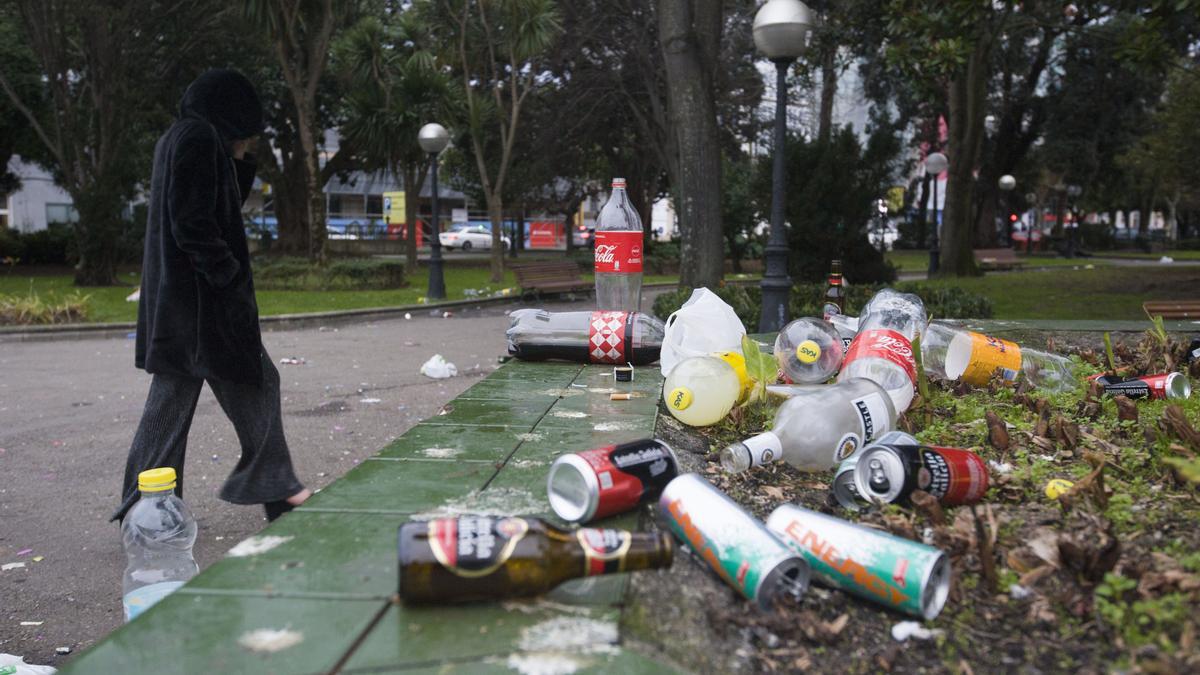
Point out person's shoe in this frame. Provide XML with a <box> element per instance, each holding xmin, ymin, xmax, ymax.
<box><xmin>263</xmin><ymin>500</ymin><xmax>294</xmax><ymax>522</ymax></box>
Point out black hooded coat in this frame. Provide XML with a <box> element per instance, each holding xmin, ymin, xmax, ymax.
<box><xmin>136</xmin><ymin>69</ymin><xmax>265</xmax><ymax>386</ymax></box>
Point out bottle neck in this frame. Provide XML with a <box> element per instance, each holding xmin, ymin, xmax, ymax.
<box><xmin>138</xmin><ymin>489</ymin><xmax>173</xmax><ymax>500</ymax></box>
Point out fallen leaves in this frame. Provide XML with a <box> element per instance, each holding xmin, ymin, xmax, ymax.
<box><xmin>986</xmin><ymin>410</ymin><xmax>1010</xmax><ymax>452</ymax></box>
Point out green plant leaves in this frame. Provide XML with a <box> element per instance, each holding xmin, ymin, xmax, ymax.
<box><xmin>740</xmin><ymin>334</ymin><xmax>776</xmax><ymax>403</ymax></box>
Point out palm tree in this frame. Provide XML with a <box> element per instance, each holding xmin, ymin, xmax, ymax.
<box><xmin>335</xmin><ymin>12</ymin><xmax>453</xmax><ymax>272</ymax></box>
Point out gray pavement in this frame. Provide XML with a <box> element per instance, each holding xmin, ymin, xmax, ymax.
<box><xmin>0</xmin><ymin>294</ymin><xmax>630</xmax><ymax>667</ymax></box>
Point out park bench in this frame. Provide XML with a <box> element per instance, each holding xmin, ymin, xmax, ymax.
<box><xmin>1143</xmin><ymin>300</ymin><xmax>1200</xmax><ymax>319</ymax></box>
<box><xmin>974</xmin><ymin>247</ymin><xmax>1025</xmax><ymax>271</ymax></box>
<box><xmin>511</xmin><ymin>260</ymin><xmax>592</xmax><ymax>299</ymax></box>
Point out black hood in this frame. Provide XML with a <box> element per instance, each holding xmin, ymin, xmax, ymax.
<box><xmin>179</xmin><ymin>69</ymin><xmax>264</xmax><ymax>142</ymax></box>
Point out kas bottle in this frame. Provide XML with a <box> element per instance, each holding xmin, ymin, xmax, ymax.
<box><xmin>594</xmin><ymin>177</ymin><xmax>644</xmax><ymax>311</ymax></box>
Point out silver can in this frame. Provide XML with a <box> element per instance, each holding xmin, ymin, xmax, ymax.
<box><xmin>832</xmin><ymin>432</ymin><xmax>917</xmax><ymax>511</ymax></box>
<box><xmin>767</xmin><ymin>503</ymin><xmax>950</xmax><ymax>619</ymax></box>
<box><xmin>658</xmin><ymin>473</ymin><xmax>810</xmax><ymax>610</ymax></box>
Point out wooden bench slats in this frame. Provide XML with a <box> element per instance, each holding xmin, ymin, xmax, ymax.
<box><xmin>511</xmin><ymin>261</ymin><xmax>592</xmax><ymax>297</ymax></box>
<box><xmin>1143</xmin><ymin>301</ymin><xmax>1200</xmax><ymax>319</ymax></box>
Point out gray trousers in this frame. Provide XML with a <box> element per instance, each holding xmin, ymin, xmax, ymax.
<box><xmin>111</xmin><ymin>351</ymin><xmax>304</xmax><ymax>522</ymax></box>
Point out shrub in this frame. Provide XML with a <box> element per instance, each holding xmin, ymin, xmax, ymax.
<box><xmin>0</xmin><ymin>287</ymin><xmax>90</xmax><ymax>325</ymax></box>
<box><xmin>652</xmin><ymin>281</ymin><xmax>991</xmax><ymax>333</ymax></box>
<box><xmin>19</xmin><ymin>223</ymin><xmax>75</xmax><ymax>265</ymax></box>
<box><xmin>252</xmin><ymin>257</ymin><xmax>406</xmax><ymax>290</ymax></box>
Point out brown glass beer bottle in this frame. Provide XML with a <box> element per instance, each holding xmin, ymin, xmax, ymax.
<box><xmin>823</xmin><ymin>259</ymin><xmax>845</xmax><ymax>320</ymax></box>
<box><xmin>398</xmin><ymin>516</ymin><xmax>673</xmax><ymax>603</ymax></box>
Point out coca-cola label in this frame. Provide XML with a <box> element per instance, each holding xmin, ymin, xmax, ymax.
<box><xmin>917</xmin><ymin>447</ymin><xmax>989</xmax><ymax>505</ymax></box>
<box><xmin>588</xmin><ymin>311</ymin><xmax>629</xmax><ymax>364</ymax></box>
<box><xmin>593</xmin><ymin>231</ymin><xmax>643</xmax><ymax>273</ymax></box>
<box><xmin>577</xmin><ymin>528</ymin><xmax>632</xmax><ymax>576</ymax></box>
<box><xmin>427</xmin><ymin>516</ymin><xmax>529</xmax><ymax>578</ymax></box>
<box><xmin>843</xmin><ymin>329</ymin><xmax>918</xmax><ymax>390</ymax></box>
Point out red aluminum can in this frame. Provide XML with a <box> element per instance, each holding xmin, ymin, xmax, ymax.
<box><xmin>853</xmin><ymin>441</ymin><xmax>989</xmax><ymax>506</ymax></box>
<box><xmin>546</xmin><ymin>439</ymin><xmax>679</xmax><ymax>523</ymax></box>
<box><xmin>1090</xmin><ymin>372</ymin><xmax>1191</xmax><ymax>400</ymax></box>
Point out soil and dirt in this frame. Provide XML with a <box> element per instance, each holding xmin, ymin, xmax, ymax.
<box><xmin>623</xmin><ymin>329</ymin><xmax>1200</xmax><ymax>674</ymax></box>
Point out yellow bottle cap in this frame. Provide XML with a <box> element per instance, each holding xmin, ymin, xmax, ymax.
<box><xmin>1044</xmin><ymin>478</ymin><xmax>1074</xmax><ymax>500</ymax></box>
<box><xmin>712</xmin><ymin>351</ymin><xmax>751</xmax><ymax>402</ymax></box>
<box><xmin>138</xmin><ymin>467</ymin><xmax>177</xmax><ymax>492</ymax></box>
<box><xmin>667</xmin><ymin>387</ymin><xmax>693</xmax><ymax>411</ymax></box>
<box><xmin>796</xmin><ymin>340</ymin><xmax>821</xmax><ymax>364</ymax></box>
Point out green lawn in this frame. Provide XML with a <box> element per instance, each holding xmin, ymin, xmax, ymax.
<box><xmin>885</xmin><ymin>249</ymin><xmax>1114</xmax><ymax>273</ymax></box>
<box><xmin>0</xmin><ymin>266</ymin><xmax>686</xmax><ymax>324</ymax></box>
<box><xmin>921</xmin><ymin>265</ymin><xmax>1200</xmax><ymax>321</ymax></box>
<box><xmin>1092</xmin><ymin>249</ymin><xmax>1200</xmax><ymax>261</ymax></box>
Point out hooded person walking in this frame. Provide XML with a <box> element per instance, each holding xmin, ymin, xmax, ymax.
<box><xmin>112</xmin><ymin>69</ymin><xmax>310</xmax><ymax>523</ymax></box>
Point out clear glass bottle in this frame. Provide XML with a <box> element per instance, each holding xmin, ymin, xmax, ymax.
<box><xmin>721</xmin><ymin>378</ymin><xmax>897</xmax><ymax>473</ymax></box>
<box><xmin>593</xmin><ymin>178</ymin><xmax>644</xmax><ymax>312</ymax></box>
<box><xmin>122</xmin><ymin>468</ymin><xmax>198</xmax><ymax>621</ymax></box>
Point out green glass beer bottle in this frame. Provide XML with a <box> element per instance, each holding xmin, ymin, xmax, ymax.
<box><xmin>398</xmin><ymin>516</ymin><xmax>673</xmax><ymax>603</ymax></box>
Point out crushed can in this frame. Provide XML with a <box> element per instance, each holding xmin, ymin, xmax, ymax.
<box><xmin>547</xmin><ymin>439</ymin><xmax>678</xmax><ymax>523</ymax></box>
<box><xmin>854</xmin><ymin>441</ymin><xmax>989</xmax><ymax>506</ymax></box>
<box><xmin>766</xmin><ymin>504</ymin><xmax>950</xmax><ymax>619</ymax></box>
<box><xmin>658</xmin><ymin>473</ymin><xmax>810</xmax><ymax>610</ymax></box>
<box><xmin>1090</xmin><ymin>372</ymin><xmax>1191</xmax><ymax>400</ymax></box>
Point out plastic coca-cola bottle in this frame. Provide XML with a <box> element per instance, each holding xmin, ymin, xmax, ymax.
<box><xmin>836</xmin><ymin>289</ymin><xmax>926</xmax><ymax>413</ymax></box>
<box><xmin>594</xmin><ymin>178</ymin><xmax>644</xmax><ymax>311</ymax></box>
<box><xmin>505</xmin><ymin>309</ymin><xmax>664</xmax><ymax>365</ymax></box>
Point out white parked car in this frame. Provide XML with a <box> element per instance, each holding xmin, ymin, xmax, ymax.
<box><xmin>439</xmin><ymin>225</ymin><xmax>512</xmax><ymax>251</ymax></box>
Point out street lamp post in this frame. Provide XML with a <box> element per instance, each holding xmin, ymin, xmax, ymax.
<box><xmin>925</xmin><ymin>152</ymin><xmax>948</xmax><ymax>277</ymax></box>
<box><xmin>418</xmin><ymin>123</ymin><xmax>450</xmax><ymax>300</ymax></box>
<box><xmin>998</xmin><ymin>174</ymin><xmax>1016</xmax><ymax>247</ymax></box>
<box><xmin>1066</xmin><ymin>184</ymin><xmax>1082</xmax><ymax>258</ymax></box>
<box><xmin>753</xmin><ymin>0</ymin><xmax>812</xmax><ymax>333</ymax></box>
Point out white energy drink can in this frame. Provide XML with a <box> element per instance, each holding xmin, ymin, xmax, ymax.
<box><xmin>658</xmin><ymin>474</ymin><xmax>809</xmax><ymax>610</ymax></box>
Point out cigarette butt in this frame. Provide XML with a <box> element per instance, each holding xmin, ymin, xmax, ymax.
<box><xmin>610</xmin><ymin>393</ymin><xmax>632</xmax><ymax>401</ymax></box>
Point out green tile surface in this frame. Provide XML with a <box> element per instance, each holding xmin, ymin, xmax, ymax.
<box><xmin>184</xmin><ymin>511</ymin><xmax>408</xmax><ymax>599</ymax></box>
<box><xmin>58</xmin><ymin>593</ymin><xmax>387</xmax><ymax>675</ymax></box>
<box><xmin>65</xmin><ymin>356</ymin><xmax>674</xmax><ymax>674</ymax></box>
<box><xmin>339</xmin><ymin>602</ymin><xmax>620</xmax><ymax>671</ymax></box>
<box><xmin>374</xmin><ymin>423</ymin><xmax>523</xmax><ymax>462</ymax></box>
<box><xmin>299</xmin><ymin>458</ymin><xmax>494</xmax><ymax>513</ymax></box>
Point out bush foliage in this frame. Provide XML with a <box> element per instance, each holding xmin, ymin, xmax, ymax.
<box><xmin>652</xmin><ymin>281</ymin><xmax>992</xmax><ymax>333</ymax></box>
<box><xmin>252</xmin><ymin>257</ymin><xmax>405</xmax><ymax>290</ymax></box>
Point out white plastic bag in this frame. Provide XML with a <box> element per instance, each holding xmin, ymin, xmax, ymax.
<box><xmin>660</xmin><ymin>287</ymin><xmax>747</xmax><ymax>376</ymax></box>
<box><xmin>0</xmin><ymin>654</ymin><xmax>57</xmax><ymax>675</ymax></box>
<box><xmin>420</xmin><ymin>354</ymin><xmax>458</xmax><ymax>379</ymax></box>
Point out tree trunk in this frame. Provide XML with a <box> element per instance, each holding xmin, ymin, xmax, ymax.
<box><xmin>70</xmin><ymin>186</ymin><xmax>121</xmax><ymax>285</ymax></box>
<box><xmin>402</xmin><ymin>161</ymin><xmax>428</xmax><ymax>272</ymax></box>
<box><xmin>487</xmin><ymin>194</ymin><xmax>505</xmax><ymax>283</ymax></box>
<box><xmin>913</xmin><ymin>171</ymin><xmax>930</xmax><ymax>248</ymax></box>
<box><xmin>939</xmin><ymin>40</ymin><xmax>989</xmax><ymax>277</ymax></box>
<box><xmin>296</xmin><ymin>111</ymin><xmax>326</xmax><ymax>265</ymax></box>
<box><xmin>817</xmin><ymin>44</ymin><xmax>837</xmax><ymax>144</ymax></box>
<box><xmin>658</xmin><ymin>0</ymin><xmax>723</xmax><ymax>289</ymax></box>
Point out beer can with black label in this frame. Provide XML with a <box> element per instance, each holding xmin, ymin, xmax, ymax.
<box><xmin>547</xmin><ymin>439</ymin><xmax>679</xmax><ymax>523</ymax></box>
<box><xmin>767</xmin><ymin>504</ymin><xmax>950</xmax><ymax>619</ymax></box>
<box><xmin>854</xmin><ymin>442</ymin><xmax>989</xmax><ymax>506</ymax></box>
<box><xmin>1091</xmin><ymin>372</ymin><xmax>1191</xmax><ymax>400</ymax></box>
<box><xmin>659</xmin><ymin>473</ymin><xmax>810</xmax><ymax>610</ymax></box>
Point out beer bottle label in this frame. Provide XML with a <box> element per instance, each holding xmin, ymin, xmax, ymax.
<box><xmin>593</xmin><ymin>230</ymin><xmax>643</xmax><ymax>273</ymax></box>
<box><xmin>577</xmin><ymin>528</ymin><xmax>632</xmax><ymax>576</ymax></box>
<box><xmin>427</xmin><ymin>516</ymin><xmax>529</xmax><ymax>578</ymax></box>
<box><xmin>588</xmin><ymin>311</ymin><xmax>630</xmax><ymax>364</ymax></box>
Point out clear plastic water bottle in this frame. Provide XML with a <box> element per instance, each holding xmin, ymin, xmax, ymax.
<box><xmin>505</xmin><ymin>309</ymin><xmax>665</xmax><ymax>365</ymax></box>
<box><xmin>921</xmin><ymin>322</ymin><xmax>1074</xmax><ymax>392</ymax></box>
<box><xmin>836</xmin><ymin>289</ymin><xmax>926</xmax><ymax>413</ymax></box>
<box><xmin>721</xmin><ymin>378</ymin><xmax>897</xmax><ymax>473</ymax></box>
<box><xmin>774</xmin><ymin>317</ymin><xmax>843</xmax><ymax>384</ymax></box>
<box><xmin>594</xmin><ymin>178</ymin><xmax>643</xmax><ymax>312</ymax></box>
<box><xmin>122</xmin><ymin>468</ymin><xmax>198</xmax><ymax>622</ymax></box>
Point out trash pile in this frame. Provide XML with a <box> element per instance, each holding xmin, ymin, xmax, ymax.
<box><xmin>475</xmin><ymin>279</ymin><xmax>1200</xmax><ymax>670</ymax></box>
